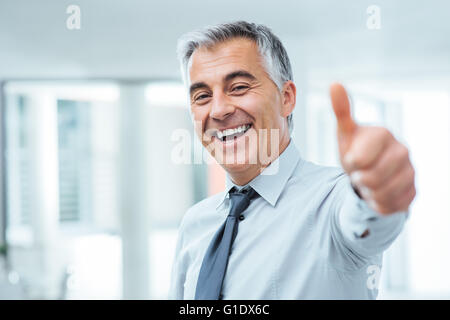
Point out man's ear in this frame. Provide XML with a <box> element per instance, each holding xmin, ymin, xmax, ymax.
<box><xmin>281</xmin><ymin>80</ymin><xmax>296</xmax><ymax>118</ymax></box>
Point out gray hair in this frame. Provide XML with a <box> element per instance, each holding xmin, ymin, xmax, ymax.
<box><xmin>176</xmin><ymin>20</ymin><xmax>294</xmax><ymax>133</ymax></box>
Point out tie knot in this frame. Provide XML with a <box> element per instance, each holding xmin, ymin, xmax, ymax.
<box><xmin>228</xmin><ymin>186</ymin><xmax>258</xmax><ymax>217</ymax></box>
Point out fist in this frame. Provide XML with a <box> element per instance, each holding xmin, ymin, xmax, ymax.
<box><xmin>330</xmin><ymin>83</ymin><xmax>416</xmax><ymax>215</ymax></box>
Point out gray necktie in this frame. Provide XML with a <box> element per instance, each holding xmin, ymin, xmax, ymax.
<box><xmin>195</xmin><ymin>186</ymin><xmax>259</xmax><ymax>300</ymax></box>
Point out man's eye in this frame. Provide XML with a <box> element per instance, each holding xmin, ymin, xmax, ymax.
<box><xmin>232</xmin><ymin>85</ymin><xmax>249</xmax><ymax>92</ymax></box>
<box><xmin>195</xmin><ymin>94</ymin><xmax>210</xmax><ymax>101</ymax></box>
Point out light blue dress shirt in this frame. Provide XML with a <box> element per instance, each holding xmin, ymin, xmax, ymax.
<box><xmin>169</xmin><ymin>139</ymin><xmax>409</xmax><ymax>299</ymax></box>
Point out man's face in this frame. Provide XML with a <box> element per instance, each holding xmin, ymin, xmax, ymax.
<box><xmin>188</xmin><ymin>37</ymin><xmax>291</xmax><ymax>176</ymax></box>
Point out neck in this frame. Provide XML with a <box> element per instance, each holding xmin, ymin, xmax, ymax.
<box><xmin>228</xmin><ymin>137</ymin><xmax>291</xmax><ymax>186</ymax></box>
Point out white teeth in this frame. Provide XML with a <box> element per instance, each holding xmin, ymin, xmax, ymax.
<box><xmin>216</xmin><ymin>124</ymin><xmax>250</xmax><ymax>139</ymax></box>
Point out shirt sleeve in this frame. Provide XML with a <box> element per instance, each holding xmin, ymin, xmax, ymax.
<box><xmin>330</xmin><ymin>173</ymin><xmax>410</xmax><ymax>260</ymax></box>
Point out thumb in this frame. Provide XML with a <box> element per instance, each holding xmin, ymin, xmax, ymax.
<box><xmin>330</xmin><ymin>83</ymin><xmax>357</xmax><ymax>137</ymax></box>
<box><xmin>330</xmin><ymin>83</ymin><xmax>358</xmax><ymax>170</ymax></box>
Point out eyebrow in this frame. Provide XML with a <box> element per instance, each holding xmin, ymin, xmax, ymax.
<box><xmin>189</xmin><ymin>70</ymin><xmax>257</xmax><ymax>96</ymax></box>
<box><xmin>189</xmin><ymin>82</ymin><xmax>209</xmax><ymax>96</ymax></box>
<box><xmin>224</xmin><ymin>70</ymin><xmax>257</xmax><ymax>83</ymax></box>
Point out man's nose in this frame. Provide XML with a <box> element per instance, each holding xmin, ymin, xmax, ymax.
<box><xmin>209</xmin><ymin>92</ymin><xmax>235</xmax><ymax>121</ymax></box>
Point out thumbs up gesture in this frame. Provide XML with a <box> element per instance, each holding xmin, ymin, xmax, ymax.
<box><xmin>330</xmin><ymin>83</ymin><xmax>416</xmax><ymax>215</ymax></box>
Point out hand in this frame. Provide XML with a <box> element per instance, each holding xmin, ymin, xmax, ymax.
<box><xmin>329</xmin><ymin>83</ymin><xmax>416</xmax><ymax>215</ymax></box>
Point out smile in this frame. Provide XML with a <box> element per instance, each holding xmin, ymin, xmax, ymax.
<box><xmin>215</xmin><ymin>124</ymin><xmax>252</xmax><ymax>142</ymax></box>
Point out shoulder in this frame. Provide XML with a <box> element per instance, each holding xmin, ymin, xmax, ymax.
<box><xmin>178</xmin><ymin>191</ymin><xmax>227</xmax><ymax>234</ymax></box>
<box><xmin>285</xmin><ymin>159</ymin><xmax>351</xmax><ymax>209</ymax></box>
<box><xmin>293</xmin><ymin>158</ymin><xmax>347</xmax><ymax>188</ymax></box>
<box><xmin>185</xmin><ymin>191</ymin><xmax>227</xmax><ymax>217</ymax></box>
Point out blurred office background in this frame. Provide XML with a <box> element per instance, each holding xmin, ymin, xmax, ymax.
<box><xmin>0</xmin><ymin>0</ymin><xmax>449</xmax><ymax>299</ymax></box>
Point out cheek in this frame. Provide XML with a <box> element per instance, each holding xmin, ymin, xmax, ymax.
<box><xmin>191</xmin><ymin>106</ymin><xmax>208</xmax><ymax>120</ymax></box>
<box><xmin>263</xmin><ymin>95</ymin><xmax>284</xmax><ymax>128</ymax></box>
<box><xmin>189</xmin><ymin>111</ymin><xmax>203</xmax><ymax>143</ymax></box>
<box><xmin>239</xmin><ymin>92</ymin><xmax>281</xmax><ymax>127</ymax></box>
<box><xmin>191</xmin><ymin>106</ymin><xmax>209</xmax><ymax>127</ymax></box>
<box><xmin>233</xmin><ymin>94</ymin><xmax>264</xmax><ymax>121</ymax></box>
<box><xmin>255</xmin><ymin>102</ymin><xmax>280</xmax><ymax>129</ymax></box>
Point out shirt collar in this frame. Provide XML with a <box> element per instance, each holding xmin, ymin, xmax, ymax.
<box><xmin>216</xmin><ymin>139</ymin><xmax>301</xmax><ymax>210</ymax></box>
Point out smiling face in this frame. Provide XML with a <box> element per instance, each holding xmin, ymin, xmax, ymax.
<box><xmin>188</xmin><ymin>37</ymin><xmax>296</xmax><ymax>185</ymax></box>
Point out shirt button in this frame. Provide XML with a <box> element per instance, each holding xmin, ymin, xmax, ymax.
<box><xmin>239</xmin><ymin>215</ymin><xmax>245</xmax><ymax>221</ymax></box>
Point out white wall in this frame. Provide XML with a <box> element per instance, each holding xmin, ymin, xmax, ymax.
<box><xmin>1</xmin><ymin>0</ymin><xmax>450</xmax><ymax>80</ymax></box>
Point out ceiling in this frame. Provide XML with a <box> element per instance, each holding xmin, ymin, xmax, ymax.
<box><xmin>1</xmin><ymin>0</ymin><xmax>450</xmax><ymax>88</ymax></box>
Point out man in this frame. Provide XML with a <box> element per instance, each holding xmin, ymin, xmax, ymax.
<box><xmin>169</xmin><ymin>21</ymin><xmax>415</xmax><ymax>299</ymax></box>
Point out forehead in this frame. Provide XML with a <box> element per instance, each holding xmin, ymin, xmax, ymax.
<box><xmin>189</xmin><ymin>38</ymin><xmax>265</xmax><ymax>82</ymax></box>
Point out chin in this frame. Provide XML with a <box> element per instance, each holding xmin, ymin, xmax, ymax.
<box><xmin>221</xmin><ymin>162</ymin><xmax>260</xmax><ymax>184</ymax></box>
<box><xmin>221</xmin><ymin>162</ymin><xmax>252</xmax><ymax>173</ymax></box>
<box><xmin>216</xmin><ymin>145</ymin><xmax>260</xmax><ymax>177</ymax></box>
